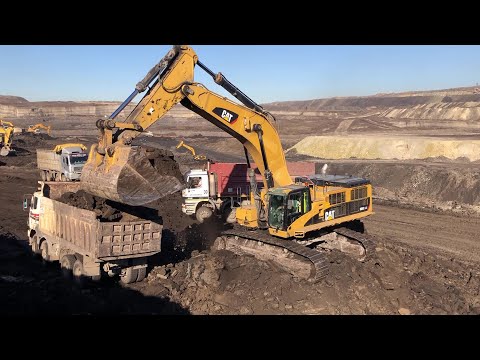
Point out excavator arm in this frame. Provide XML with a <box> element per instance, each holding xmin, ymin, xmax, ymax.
<box><xmin>176</xmin><ymin>140</ymin><xmax>207</xmax><ymax>161</ymax></box>
<box><xmin>81</xmin><ymin>45</ymin><xmax>292</xmax><ymax>205</ymax></box>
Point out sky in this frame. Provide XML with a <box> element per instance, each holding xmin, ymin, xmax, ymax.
<box><xmin>0</xmin><ymin>45</ymin><xmax>479</xmax><ymax>104</ymax></box>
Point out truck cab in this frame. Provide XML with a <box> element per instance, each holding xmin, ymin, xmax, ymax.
<box><xmin>61</xmin><ymin>147</ymin><xmax>88</xmax><ymax>181</ymax></box>
<box><xmin>23</xmin><ymin>188</ymin><xmax>42</xmax><ymax>245</ymax></box>
<box><xmin>27</xmin><ymin>193</ymin><xmax>40</xmax><ymax>229</ymax></box>
<box><xmin>38</xmin><ymin>144</ymin><xmax>88</xmax><ymax>182</ymax></box>
<box><xmin>181</xmin><ymin>169</ymin><xmax>210</xmax><ymax>216</ymax></box>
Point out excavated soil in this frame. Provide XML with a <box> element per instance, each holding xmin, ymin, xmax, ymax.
<box><xmin>58</xmin><ymin>190</ymin><xmax>160</xmax><ymax>222</ymax></box>
<box><xmin>132</xmin><ymin>240</ymin><xmax>480</xmax><ymax>315</ymax></box>
<box><xmin>141</xmin><ymin>146</ymin><xmax>185</xmax><ymax>182</ymax></box>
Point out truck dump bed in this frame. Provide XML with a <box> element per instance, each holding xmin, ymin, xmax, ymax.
<box><xmin>38</xmin><ymin>182</ymin><xmax>162</xmax><ymax>261</ymax></box>
<box><xmin>37</xmin><ymin>149</ymin><xmax>62</xmax><ymax>172</ymax></box>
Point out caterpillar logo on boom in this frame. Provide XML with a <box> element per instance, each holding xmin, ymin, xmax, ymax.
<box><xmin>213</xmin><ymin>107</ymin><xmax>239</xmax><ymax>124</ymax></box>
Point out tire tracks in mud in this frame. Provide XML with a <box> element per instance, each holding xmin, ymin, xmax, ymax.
<box><xmin>364</xmin><ymin>204</ymin><xmax>480</xmax><ymax>266</ymax></box>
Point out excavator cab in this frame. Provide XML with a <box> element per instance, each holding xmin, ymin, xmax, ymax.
<box><xmin>267</xmin><ymin>186</ymin><xmax>311</xmax><ymax>231</ymax></box>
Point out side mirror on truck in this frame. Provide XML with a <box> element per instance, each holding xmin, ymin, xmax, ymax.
<box><xmin>23</xmin><ymin>194</ymin><xmax>32</xmax><ymax>211</ymax></box>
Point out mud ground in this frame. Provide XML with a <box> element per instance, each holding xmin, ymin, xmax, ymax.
<box><xmin>1</xmin><ymin>132</ymin><xmax>480</xmax><ymax>315</ymax></box>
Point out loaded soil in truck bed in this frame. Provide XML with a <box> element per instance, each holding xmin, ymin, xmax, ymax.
<box><xmin>58</xmin><ymin>190</ymin><xmax>162</xmax><ymax>223</ymax></box>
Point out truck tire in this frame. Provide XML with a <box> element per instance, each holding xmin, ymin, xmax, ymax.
<box><xmin>30</xmin><ymin>236</ymin><xmax>41</xmax><ymax>257</ymax></box>
<box><xmin>120</xmin><ymin>267</ymin><xmax>138</xmax><ymax>284</ymax></box>
<box><xmin>60</xmin><ymin>255</ymin><xmax>76</xmax><ymax>279</ymax></box>
<box><xmin>40</xmin><ymin>241</ymin><xmax>50</xmax><ymax>264</ymax></box>
<box><xmin>196</xmin><ymin>206</ymin><xmax>213</xmax><ymax>223</ymax></box>
<box><xmin>136</xmin><ymin>267</ymin><xmax>147</xmax><ymax>282</ymax></box>
<box><xmin>72</xmin><ymin>259</ymin><xmax>86</xmax><ymax>287</ymax></box>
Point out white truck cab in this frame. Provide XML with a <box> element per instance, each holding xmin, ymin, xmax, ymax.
<box><xmin>181</xmin><ymin>169</ymin><xmax>210</xmax><ymax>217</ymax></box>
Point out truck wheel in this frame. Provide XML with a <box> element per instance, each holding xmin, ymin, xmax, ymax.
<box><xmin>30</xmin><ymin>236</ymin><xmax>41</xmax><ymax>257</ymax></box>
<box><xmin>120</xmin><ymin>267</ymin><xmax>138</xmax><ymax>284</ymax></box>
<box><xmin>136</xmin><ymin>267</ymin><xmax>147</xmax><ymax>282</ymax></box>
<box><xmin>60</xmin><ymin>255</ymin><xmax>76</xmax><ymax>279</ymax></box>
<box><xmin>40</xmin><ymin>241</ymin><xmax>50</xmax><ymax>264</ymax></box>
<box><xmin>61</xmin><ymin>174</ymin><xmax>66</xmax><ymax>182</ymax></box>
<box><xmin>72</xmin><ymin>259</ymin><xmax>86</xmax><ymax>287</ymax></box>
<box><xmin>196</xmin><ymin>206</ymin><xmax>213</xmax><ymax>223</ymax></box>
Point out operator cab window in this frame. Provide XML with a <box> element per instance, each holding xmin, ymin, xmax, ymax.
<box><xmin>188</xmin><ymin>176</ymin><xmax>203</xmax><ymax>189</ymax></box>
<box><xmin>268</xmin><ymin>194</ymin><xmax>285</xmax><ymax>229</ymax></box>
<box><xmin>286</xmin><ymin>189</ymin><xmax>311</xmax><ymax>226</ymax></box>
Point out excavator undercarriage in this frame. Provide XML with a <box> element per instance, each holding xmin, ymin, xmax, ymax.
<box><xmin>216</xmin><ymin>220</ymin><xmax>376</xmax><ymax>282</ymax></box>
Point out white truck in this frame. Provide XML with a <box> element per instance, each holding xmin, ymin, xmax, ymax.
<box><xmin>182</xmin><ymin>161</ymin><xmax>316</xmax><ymax>223</ymax></box>
<box><xmin>37</xmin><ymin>143</ymin><xmax>88</xmax><ymax>182</ymax></box>
<box><xmin>24</xmin><ymin>181</ymin><xmax>162</xmax><ymax>285</ymax></box>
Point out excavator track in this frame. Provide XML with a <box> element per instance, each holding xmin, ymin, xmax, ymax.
<box><xmin>220</xmin><ymin>223</ymin><xmax>376</xmax><ymax>283</ymax></box>
<box><xmin>333</xmin><ymin>226</ymin><xmax>377</xmax><ymax>262</ymax></box>
<box><xmin>221</xmin><ymin>227</ymin><xmax>330</xmax><ymax>283</ymax></box>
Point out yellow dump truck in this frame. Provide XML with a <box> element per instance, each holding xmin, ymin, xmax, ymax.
<box><xmin>24</xmin><ymin>181</ymin><xmax>162</xmax><ymax>285</ymax></box>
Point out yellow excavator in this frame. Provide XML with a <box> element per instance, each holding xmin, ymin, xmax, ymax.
<box><xmin>176</xmin><ymin>140</ymin><xmax>207</xmax><ymax>160</ymax></box>
<box><xmin>0</xmin><ymin>119</ymin><xmax>15</xmax><ymax>156</ymax></box>
<box><xmin>27</xmin><ymin>123</ymin><xmax>51</xmax><ymax>135</ymax></box>
<box><xmin>80</xmin><ymin>45</ymin><xmax>375</xmax><ymax>281</ymax></box>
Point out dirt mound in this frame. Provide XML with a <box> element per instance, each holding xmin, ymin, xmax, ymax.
<box><xmin>0</xmin><ymin>95</ymin><xmax>29</xmax><ymax>104</ymax></box>
<box><xmin>15</xmin><ymin>132</ymin><xmax>53</xmax><ymax>147</ymax></box>
<box><xmin>289</xmin><ymin>136</ymin><xmax>480</xmax><ymax>161</ymax></box>
<box><xmin>133</xmin><ymin>236</ymin><xmax>480</xmax><ymax>315</ymax></box>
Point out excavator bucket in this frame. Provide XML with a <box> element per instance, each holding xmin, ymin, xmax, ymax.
<box><xmin>0</xmin><ymin>146</ymin><xmax>14</xmax><ymax>157</ymax></box>
<box><xmin>80</xmin><ymin>144</ymin><xmax>185</xmax><ymax>206</ymax></box>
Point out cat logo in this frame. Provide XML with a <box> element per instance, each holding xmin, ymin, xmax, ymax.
<box><xmin>213</xmin><ymin>107</ymin><xmax>239</xmax><ymax>124</ymax></box>
<box><xmin>324</xmin><ymin>209</ymin><xmax>335</xmax><ymax>221</ymax></box>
